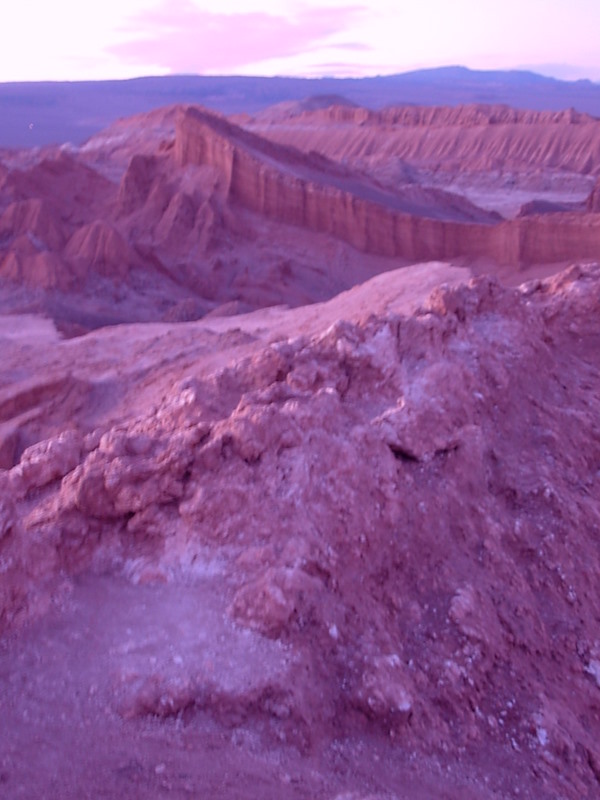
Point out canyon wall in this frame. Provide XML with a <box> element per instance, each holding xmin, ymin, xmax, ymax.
<box><xmin>176</xmin><ymin>107</ymin><xmax>600</xmax><ymax>267</ymax></box>
<box><xmin>250</xmin><ymin>103</ymin><xmax>600</xmax><ymax>176</ymax></box>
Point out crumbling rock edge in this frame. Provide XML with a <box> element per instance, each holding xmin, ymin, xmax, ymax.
<box><xmin>3</xmin><ymin>263</ymin><xmax>600</xmax><ymax>796</ymax></box>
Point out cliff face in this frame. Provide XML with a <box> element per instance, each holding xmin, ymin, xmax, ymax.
<box><xmin>0</xmin><ymin>106</ymin><xmax>435</xmax><ymax>329</ymax></box>
<box><xmin>1</xmin><ymin>102</ymin><xmax>599</xmax><ymax>332</ymax></box>
<box><xmin>249</xmin><ymin>102</ymin><xmax>600</xmax><ymax>176</ymax></box>
<box><xmin>294</xmin><ymin>103</ymin><xmax>597</xmax><ymax>127</ymax></box>
<box><xmin>176</xmin><ymin>107</ymin><xmax>600</xmax><ymax>267</ymax></box>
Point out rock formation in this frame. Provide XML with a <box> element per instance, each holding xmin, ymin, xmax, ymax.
<box><xmin>63</xmin><ymin>220</ymin><xmax>139</xmax><ymax>279</ymax></box>
<box><xmin>4</xmin><ymin>94</ymin><xmax>600</xmax><ymax>796</ymax></box>
<box><xmin>588</xmin><ymin>178</ymin><xmax>600</xmax><ymax>212</ymax></box>
<box><xmin>249</xmin><ymin>102</ymin><xmax>600</xmax><ymax>177</ymax></box>
<box><xmin>2</xmin><ymin>262</ymin><xmax>600</xmax><ymax>797</ymax></box>
<box><xmin>1</xmin><ymin>102</ymin><xmax>599</xmax><ymax>335</ymax></box>
<box><xmin>177</xmin><ymin>106</ymin><xmax>600</xmax><ymax>267</ymax></box>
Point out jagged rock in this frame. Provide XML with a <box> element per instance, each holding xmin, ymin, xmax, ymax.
<box><xmin>250</xmin><ymin>101</ymin><xmax>600</xmax><ymax>177</ymax></box>
<box><xmin>117</xmin><ymin>154</ymin><xmax>159</xmax><ymax>215</ymax></box>
<box><xmin>64</xmin><ymin>220</ymin><xmax>138</xmax><ymax>278</ymax></box>
<box><xmin>0</xmin><ymin>198</ymin><xmax>65</xmax><ymax>251</ymax></box>
<box><xmin>6</xmin><ymin>267</ymin><xmax>599</xmax><ymax>735</ymax></box>
<box><xmin>1</xmin><ymin>100</ymin><xmax>599</xmax><ymax>335</ymax></box>
<box><xmin>230</xmin><ymin>566</ymin><xmax>323</xmax><ymax>638</ymax></box>
<box><xmin>4</xmin><ymin>94</ymin><xmax>600</xmax><ymax>796</ymax></box>
<box><xmin>355</xmin><ymin>654</ymin><xmax>413</xmax><ymax>722</ymax></box>
<box><xmin>12</xmin><ymin>429</ymin><xmax>82</xmax><ymax>492</ymax></box>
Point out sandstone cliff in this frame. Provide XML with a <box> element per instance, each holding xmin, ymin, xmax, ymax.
<box><xmin>1</xmin><ymin>102</ymin><xmax>600</xmax><ymax>332</ymax></box>
<box><xmin>249</xmin><ymin>102</ymin><xmax>600</xmax><ymax>176</ymax></box>
<box><xmin>177</xmin><ymin>106</ymin><xmax>600</xmax><ymax>267</ymax></box>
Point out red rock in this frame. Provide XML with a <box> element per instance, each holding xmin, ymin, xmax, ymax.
<box><xmin>1</xmin><ymin>249</ymin><xmax>74</xmax><ymax>289</ymax></box>
<box><xmin>2</xmin><ymin>263</ymin><xmax>600</xmax><ymax>798</ymax></box>
<box><xmin>4</xmin><ymin>94</ymin><xmax>600</xmax><ymax>797</ymax></box>
<box><xmin>117</xmin><ymin>154</ymin><xmax>160</xmax><ymax>215</ymax></box>
<box><xmin>64</xmin><ymin>220</ymin><xmax>138</xmax><ymax>279</ymax></box>
<box><xmin>588</xmin><ymin>178</ymin><xmax>600</xmax><ymax>211</ymax></box>
<box><xmin>177</xmin><ymin>106</ymin><xmax>600</xmax><ymax>267</ymax></box>
<box><xmin>13</xmin><ymin>429</ymin><xmax>81</xmax><ymax>491</ymax></box>
<box><xmin>0</xmin><ymin>198</ymin><xmax>65</xmax><ymax>251</ymax></box>
<box><xmin>1</xmin><ymin>100</ymin><xmax>599</xmax><ymax>333</ymax></box>
<box><xmin>250</xmin><ymin>101</ymin><xmax>600</xmax><ymax>177</ymax></box>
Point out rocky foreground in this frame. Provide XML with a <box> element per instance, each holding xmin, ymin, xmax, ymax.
<box><xmin>2</xmin><ymin>261</ymin><xmax>600</xmax><ymax>798</ymax></box>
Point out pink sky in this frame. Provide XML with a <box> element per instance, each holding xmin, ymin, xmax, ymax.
<box><xmin>109</xmin><ymin>2</ymin><xmax>368</xmax><ymax>74</ymax></box>
<box><xmin>1</xmin><ymin>0</ymin><xmax>600</xmax><ymax>82</ymax></box>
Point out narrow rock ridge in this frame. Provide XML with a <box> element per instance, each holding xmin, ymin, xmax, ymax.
<box><xmin>278</xmin><ymin>103</ymin><xmax>599</xmax><ymax>127</ymax></box>
<box><xmin>177</xmin><ymin>106</ymin><xmax>600</xmax><ymax>265</ymax></box>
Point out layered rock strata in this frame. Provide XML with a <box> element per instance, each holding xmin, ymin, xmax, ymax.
<box><xmin>177</xmin><ymin>106</ymin><xmax>600</xmax><ymax>266</ymax></box>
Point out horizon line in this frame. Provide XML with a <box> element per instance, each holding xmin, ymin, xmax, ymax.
<box><xmin>1</xmin><ymin>64</ymin><xmax>599</xmax><ymax>87</ymax></box>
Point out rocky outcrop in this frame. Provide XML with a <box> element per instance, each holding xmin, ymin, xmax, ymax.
<box><xmin>0</xmin><ymin>198</ymin><xmax>74</xmax><ymax>287</ymax></box>
<box><xmin>0</xmin><ymin>198</ymin><xmax>66</xmax><ymax>251</ymax></box>
<box><xmin>588</xmin><ymin>178</ymin><xmax>600</xmax><ymax>212</ymax></box>
<box><xmin>154</xmin><ymin>190</ymin><xmax>199</xmax><ymax>244</ymax></box>
<box><xmin>1</xmin><ymin>151</ymin><xmax>113</xmax><ymax>221</ymax></box>
<box><xmin>117</xmin><ymin>154</ymin><xmax>160</xmax><ymax>215</ymax></box>
<box><xmin>4</xmin><ymin>263</ymin><xmax>600</xmax><ymax>794</ymax></box>
<box><xmin>0</xmin><ymin>372</ymin><xmax>91</xmax><ymax>468</ymax></box>
<box><xmin>258</xmin><ymin>101</ymin><xmax>596</xmax><ymax>127</ymax></box>
<box><xmin>0</xmin><ymin>249</ymin><xmax>73</xmax><ymax>290</ymax></box>
<box><xmin>177</xmin><ymin>107</ymin><xmax>600</xmax><ymax>266</ymax></box>
<box><xmin>249</xmin><ymin>102</ymin><xmax>600</xmax><ymax>176</ymax></box>
<box><xmin>307</xmin><ymin>102</ymin><xmax>597</xmax><ymax>127</ymax></box>
<box><xmin>6</xmin><ymin>97</ymin><xmax>600</xmax><ymax>796</ymax></box>
<box><xmin>64</xmin><ymin>220</ymin><xmax>139</xmax><ymax>279</ymax></box>
<box><xmin>1</xmin><ymin>102</ymin><xmax>600</xmax><ymax>333</ymax></box>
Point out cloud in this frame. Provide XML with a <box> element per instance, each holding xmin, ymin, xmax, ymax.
<box><xmin>328</xmin><ymin>41</ymin><xmax>372</xmax><ymax>52</ymax></box>
<box><xmin>107</xmin><ymin>0</ymin><xmax>367</xmax><ymax>73</ymax></box>
<box><xmin>301</xmin><ymin>61</ymin><xmax>386</xmax><ymax>77</ymax></box>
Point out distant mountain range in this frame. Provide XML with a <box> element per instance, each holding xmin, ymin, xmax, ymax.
<box><xmin>1</xmin><ymin>66</ymin><xmax>599</xmax><ymax>149</ymax></box>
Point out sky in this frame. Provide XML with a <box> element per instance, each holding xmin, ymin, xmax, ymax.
<box><xmin>2</xmin><ymin>0</ymin><xmax>600</xmax><ymax>83</ymax></box>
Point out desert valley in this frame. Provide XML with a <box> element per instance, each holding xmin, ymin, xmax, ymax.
<box><xmin>2</xmin><ymin>74</ymin><xmax>600</xmax><ymax>799</ymax></box>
